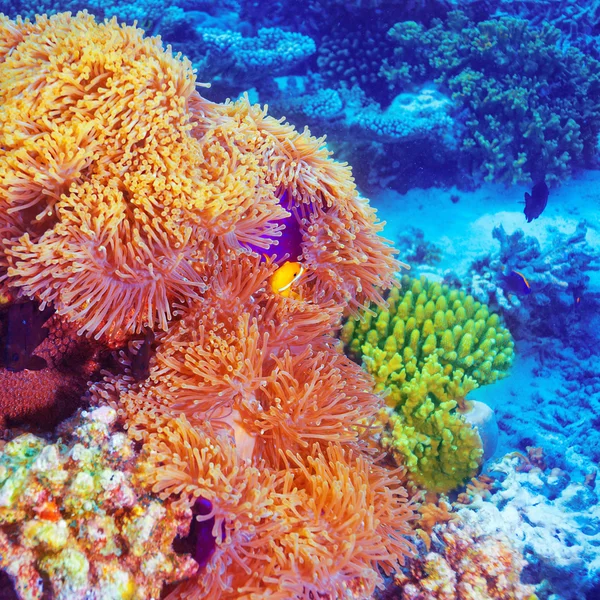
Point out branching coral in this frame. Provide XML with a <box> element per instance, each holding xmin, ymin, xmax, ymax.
<box><xmin>467</xmin><ymin>221</ymin><xmax>600</xmax><ymax>342</ymax></box>
<box><xmin>341</xmin><ymin>275</ymin><xmax>514</xmax><ymax>492</ymax></box>
<box><xmin>382</xmin><ymin>11</ymin><xmax>600</xmax><ymax>184</ymax></box>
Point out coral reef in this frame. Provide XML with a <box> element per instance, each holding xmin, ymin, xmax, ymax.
<box><xmin>393</xmin><ymin>519</ymin><xmax>538</xmax><ymax>600</ymax></box>
<box><xmin>458</xmin><ymin>453</ymin><xmax>600</xmax><ymax>600</ymax></box>
<box><xmin>466</xmin><ymin>221</ymin><xmax>600</xmax><ymax>341</ymax></box>
<box><xmin>341</xmin><ymin>275</ymin><xmax>514</xmax><ymax>492</ymax></box>
<box><xmin>382</xmin><ymin>12</ymin><xmax>600</xmax><ymax>184</ymax></box>
<box><xmin>0</xmin><ymin>405</ymin><xmax>196</xmax><ymax>600</ymax></box>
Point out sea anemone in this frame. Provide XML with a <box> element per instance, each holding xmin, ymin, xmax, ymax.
<box><xmin>141</xmin><ymin>417</ymin><xmax>416</xmax><ymax>599</ymax></box>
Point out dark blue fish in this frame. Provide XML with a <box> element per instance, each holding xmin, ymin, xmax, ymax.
<box><xmin>2</xmin><ymin>301</ymin><xmax>54</xmax><ymax>372</ymax></box>
<box><xmin>502</xmin><ymin>270</ymin><xmax>531</xmax><ymax>296</ymax></box>
<box><xmin>130</xmin><ymin>328</ymin><xmax>155</xmax><ymax>381</ymax></box>
<box><xmin>524</xmin><ymin>180</ymin><xmax>549</xmax><ymax>223</ymax></box>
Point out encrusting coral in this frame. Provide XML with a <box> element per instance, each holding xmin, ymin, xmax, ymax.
<box><xmin>341</xmin><ymin>275</ymin><xmax>514</xmax><ymax>492</ymax></box>
<box><xmin>0</xmin><ymin>406</ymin><xmax>197</xmax><ymax>600</ymax></box>
<box><xmin>394</xmin><ymin>520</ymin><xmax>538</xmax><ymax>600</ymax></box>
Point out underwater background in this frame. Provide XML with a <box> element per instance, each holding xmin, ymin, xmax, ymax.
<box><xmin>0</xmin><ymin>0</ymin><xmax>598</xmax><ymax>599</ymax></box>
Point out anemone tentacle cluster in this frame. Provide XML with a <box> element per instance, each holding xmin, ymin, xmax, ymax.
<box><xmin>0</xmin><ymin>11</ymin><xmax>399</xmax><ymax>342</ymax></box>
<box><xmin>0</xmin><ymin>11</ymin><xmax>416</xmax><ymax>600</ymax></box>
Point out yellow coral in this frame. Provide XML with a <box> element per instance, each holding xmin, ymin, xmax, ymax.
<box><xmin>342</xmin><ymin>275</ymin><xmax>514</xmax><ymax>492</ymax></box>
<box><xmin>341</xmin><ymin>275</ymin><xmax>514</xmax><ymax>404</ymax></box>
<box><xmin>379</xmin><ymin>354</ymin><xmax>483</xmax><ymax>492</ymax></box>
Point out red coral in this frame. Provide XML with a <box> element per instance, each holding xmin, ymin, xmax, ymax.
<box><xmin>0</xmin><ymin>310</ymin><xmax>109</xmax><ymax>430</ymax></box>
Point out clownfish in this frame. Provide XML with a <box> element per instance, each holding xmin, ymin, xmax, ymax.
<box><xmin>269</xmin><ymin>261</ymin><xmax>305</xmax><ymax>298</ymax></box>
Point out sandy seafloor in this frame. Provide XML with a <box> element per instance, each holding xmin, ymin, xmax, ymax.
<box><xmin>371</xmin><ymin>170</ymin><xmax>600</xmax><ymax>599</ymax></box>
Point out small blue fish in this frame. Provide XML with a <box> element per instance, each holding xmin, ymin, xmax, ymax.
<box><xmin>502</xmin><ymin>270</ymin><xmax>531</xmax><ymax>296</ymax></box>
<box><xmin>524</xmin><ymin>180</ymin><xmax>549</xmax><ymax>223</ymax></box>
<box><xmin>2</xmin><ymin>301</ymin><xmax>54</xmax><ymax>372</ymax></box>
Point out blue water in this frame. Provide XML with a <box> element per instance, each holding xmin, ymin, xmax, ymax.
<box><xmin>1</xmin><ymin>1</ymin><xmax>599</xmax><ymax>599</ymax></box>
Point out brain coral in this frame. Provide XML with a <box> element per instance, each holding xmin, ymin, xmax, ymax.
<box><xmin>0</xmin><ymin>11</ymin><xmax>399</xmax><ymax>342</ymax></box>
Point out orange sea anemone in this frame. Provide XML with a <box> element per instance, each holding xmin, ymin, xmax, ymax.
<box><xmin>0</xmin><ymin>12</ymin><xmax>212</xmax><ymax>339</ymax></box>
<box><xmin>141</xmin><ymin>416</ymin><xmax>415</xmax><ymax>600</ymax></box>
<box><xmin>247</xmin><ymin>346</ymin><xmax>382</xmax><ymax>467</ymax></box>
<box><xmin>0</xmin><ymin>12</ymin><xmax>400</xmax><ymax>342</ymax></box>
<box><xmin>191</xmin><ymin>96</ymin><xmax>405</xmax><ymax>312</ymax></box>
<box><xmin>95</xmin><ymin>255</ymin><xmax>382</xmax><ymax>464</ymax></box>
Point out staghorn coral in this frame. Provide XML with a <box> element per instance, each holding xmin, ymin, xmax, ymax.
<box><xmin>0</xmin><ymin>405</ymin><xmax>197</xmax><ymax>600</ymax></box>
<box><xmin>341</xmin><ymin>275</ymin><xmax>514</xmax><ymax>492</ymax></box>
<box><xmin>0</xmin><ymin>11</ymin><xmax>399</xmax><ymax>342</ymax></box>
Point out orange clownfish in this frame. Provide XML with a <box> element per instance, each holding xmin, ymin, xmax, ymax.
<box><xmin>269</xmin><ymin>261</ymin><xmax>305</xmax><ymax>298</ymax></box>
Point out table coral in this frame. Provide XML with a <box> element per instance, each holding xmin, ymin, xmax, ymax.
<box><xmin>341</xmin><ymin>275</ymin><xmax>514</xmax><ymax>492</ymax></box>
<box><xmin>193</xmin><ymin>27</ymin><xmax>316</xmax><ymax>89</ymax></box>
<box><xmin>0</xmin><ymin>405</ymin><xmax>197</xmax><ymax>600</ymax></box>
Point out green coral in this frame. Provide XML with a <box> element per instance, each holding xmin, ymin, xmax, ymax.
<box><xmin>381</xmin><ymin>12</ymin><xmax>600</xmax><ymax>184</ymax></box>
<box><xmin>341</xmin><ymin>275</ymin><xmax>514</xmax><ymax>492</ymax></box>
